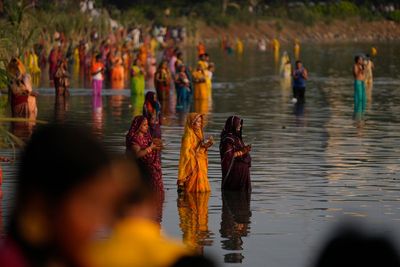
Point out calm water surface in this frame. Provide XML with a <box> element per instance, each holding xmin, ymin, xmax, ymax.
<box><xmin>2</xmin><ymin>43</ymin><xmax>400</xmax><ymax>267</ymax></box>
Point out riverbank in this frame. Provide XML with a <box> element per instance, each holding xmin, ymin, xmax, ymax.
<box><xmin>195</xmin><ymin>19</ymin><xmax>400</xmax><ymax>45</ymax></box>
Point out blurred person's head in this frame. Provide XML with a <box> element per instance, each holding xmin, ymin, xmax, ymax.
<box><xmin>10</xmin><ymin>123</ymin><xmax>116</xmax><ymax>266</ymax></box>
<box><xmin>313</xmin><ymin>225</ymin><xmax>400</xmax><ymax>267</ymax></box>
<box><xmin>111</xmin><ymin>155</ymin><xmax>158</xmax><ymax>222</ymax></box>
<box><xmin>295</xmin><ymin>60</ymin><xmax>303</xmax><ymax>69</ymax></box>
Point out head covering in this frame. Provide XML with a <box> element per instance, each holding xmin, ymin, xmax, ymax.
<box><xmin>7</xmin><ymin>58</ymin><xmax>26</xmax><ymax>79</ymax></box>
<box><xmin>126</xmin><ymin>116</ymin><xmax>151</xmax><ymax>145</ymax></box>
<box><xmin>221</xmin><ymin>115</ymin><xmax>243</xmax><ymax>140</ymax></box>
<box><xmin>144</xmin><ymin>92</ymin><xmax>156</xmax><ymax>108</ymax></box>
<box><xmin>184</xmin><ymin>113</ymin><xmax>204</xmax><ymax>141</ymax></box>
<box><xmin>143</xmin><ymin>91</ymin><xmax>161</xmax><ymax>117</ymax></box>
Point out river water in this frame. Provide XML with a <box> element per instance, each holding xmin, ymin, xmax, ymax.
<box><xmin>1</xmin><ymin>43</ymin><xmax>400</xmax><ymax>267</ymax></box>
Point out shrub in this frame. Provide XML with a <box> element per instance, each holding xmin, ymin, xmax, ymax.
<box><xmin>387</xmin><ymin>10</ymin><xmax>400</xmax><ymax>23</ymax></box>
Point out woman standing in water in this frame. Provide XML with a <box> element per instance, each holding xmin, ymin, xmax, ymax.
<box><xmin>219</xmin><ymin>116</ymin><xmax>252</xmax><ymax>192</ymax></box>
<box><xmin>126</xmin><ymin>116</ymin><xmax>163</xmax><ymax>192</ymax></box>
<box><xmin>154</xmin><ymin>60</ymin><xmax>171</xmax><ymax>101</ymax></box>
<box><xmin>143</xmin><ymin>91</ymin><xmax>162</xmax><ymax>139</ymax></box>
<box><xmin>131</xmin><ymin>58</ymin><xmax>146</xmax><ymax>96</ymax></box>
<box><xmin>54</xmin><ymin>59</ymin><xmax>70</xmax><ymax>96</ymax></box>
<box><xmin>192</xmin><ymin>63</ymin><xmax>208</xmax><ymax>100</ymax></box>
<box><xmin>178</xmin><ymin>113</ymin><xmax>214</xmax><ymax>192</ymax></box>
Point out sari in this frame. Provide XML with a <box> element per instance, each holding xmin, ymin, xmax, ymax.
<box><xmin>154</xmin><ymin>68</ymin><xmax>171</xmax><ymax>101</ymax></box>
<box><xmin>131</xmin><ymin>65</ymin><xmax>145</xmax><ymax>95</ymax></box>
<box><xmin>126</xmin><ymin>116</ymin><xmax>163</xmax><ymax>192</ymax></box>
<box><xmin>219</xmin><ymin>116</ymin><xmax>251</xmax><ymax>192</ymax></box>
<box><xmin>178</xmin><ymin>113</ymin><xmax>210</xmax><ymax>192</ymax></box>
<box><xmin>143</xmin><ymin>92</ymin><xmax>162</xmax><ymax>139</ymax></box>
<box><xmin>192</xmin><ymin>69</ymin><xmax>208</xmax><ymax>100</ymax></box>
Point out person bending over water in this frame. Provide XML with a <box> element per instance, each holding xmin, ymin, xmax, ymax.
<box><xmin>178</xmin><ymin>113</ymin><xmax>214</xmax><ymax>192</ymax></box>
<box><xmin>353</xmin><ymin>55</ymin><xmax>366</xmax><ymax>113</ymax></box>
<box><xmin>219</xmin><ymin>116</ymin><xmax>252</xmax><ymax>192</ymax></box>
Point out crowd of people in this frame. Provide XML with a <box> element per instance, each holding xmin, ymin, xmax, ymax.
<box><xmin>0</xmin><ymin>19</ymin><xmax>390</xmax><ymax>267</ymax></box>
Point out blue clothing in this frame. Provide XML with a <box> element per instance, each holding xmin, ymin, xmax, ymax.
<box><xmin>354</xmin><ymin>80</ymin><xmax>366</xmax><ymax>113</ymax></box>
<box><xmin>293</xmin><ymin>68</ymin><xmax>306</xmax><ymax>88</ymax></box>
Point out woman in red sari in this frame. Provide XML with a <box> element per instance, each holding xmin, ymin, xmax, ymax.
<box><xmin>219</xmin><ymin>116</ymin><xmax>252</xmax><ymax>192</ymax></box>
<box><xmin>154</xmin><ymin>60</ymin><xmax>171</xmax><ymax>101</ymax></box>
<box><xmin>126</xmin><ymin>116</ymin><xmax>163</xmax><ymax>192</ymax></box>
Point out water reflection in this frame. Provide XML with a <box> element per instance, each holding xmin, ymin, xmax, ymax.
<box><xmin>92</xmin><ymin>95</ymin><xmax>103</xmax><ymax>135</ymax></box>
<box><xmin>131</xmin><ymin>94</ymin><xmax>144</xmax><ymax>117</ymax></box>
<box><xmin>54</xmin><ymin>95</ymin><xmax>69</xmax><ymax>123</ymax></box>
<box><xmin>220</xmin><ymin>191</ymin><xmax>251</xmax><ymax>264</ymax></box>
<box><xmin>177</xmin><ymin>192</ymin><xmax>213</xmax><ymax>254</ymax></box>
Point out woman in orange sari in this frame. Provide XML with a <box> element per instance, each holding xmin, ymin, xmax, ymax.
<box><xmin>178</xmin><ymin>113</ymin><xmax>214</xmax><ymax>192</ymax></box>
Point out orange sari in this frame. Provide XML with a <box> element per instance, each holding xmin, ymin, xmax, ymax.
<box><xmin>178</xmin><ymin>113</ymin><xmax>211</xmax><ymax>192</ymax></box>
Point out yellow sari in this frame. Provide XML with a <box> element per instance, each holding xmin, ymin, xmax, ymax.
<box><xmin>178</xmin><ymin>113</ymin><xmax>211</xmax><ymax>192</ymax></box>
<box><xmin>192</xmin><ymin>69</ymin><xmax>208</xmax><ymax>100</ymax></box>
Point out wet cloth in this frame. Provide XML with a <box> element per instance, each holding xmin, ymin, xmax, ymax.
<box><xmin>219</xmin><ymin>116</ymin><xmax>251</xmax><ymax>192</ymax></box>
<box><xmin>131</xmin><ymin>65</ymin><xmax>145</xmax><ymax>95</ymax></box>
<box><xmin>178</xmin><ymin>113</ymin><xmax>210</xmax><ymax>192</ymax></box>
<box><xmin>354</xmin><ymin>80</ymin><xmax>366</xmax><ymax>113</ymax></box>
<box><xmin>126</xmin><ymin>116</ymin><xmax>163</xmax><ymax>192</ymax></box>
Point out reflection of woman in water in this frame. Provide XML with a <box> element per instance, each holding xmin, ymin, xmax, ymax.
<box><xmin>220</xmin><ymin>116</ymin><xmax>252</xmax><ymax>192</ymax></box>
<box><xmin>178</xmin><ymin>191</ymin><xmax>212</xmax><ymax>253</ymax></box>
<box><xmin>220</xmin><ymin>190</ymin><xmax>251</xmax><ymax>263</ymax></box>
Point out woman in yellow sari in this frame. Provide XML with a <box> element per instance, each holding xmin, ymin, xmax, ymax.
<box><xmin>192</xmin><ymin>64</ymin><xmax>208</xmax><ymax>100</ymax></box>
<box><xmin>178</xmin><ymin>113</ymin><xmax>213</xmax><ymax>192</ymax></box>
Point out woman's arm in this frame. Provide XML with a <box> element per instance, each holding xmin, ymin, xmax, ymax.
<box><xmin>132</xmin><ymin>143</ymin><xmax>156</xmax><ymax>158</ymax></box>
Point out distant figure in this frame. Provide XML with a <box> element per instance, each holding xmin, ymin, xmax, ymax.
<box><xmin>258</xmin><ymin>39</ymin><xmax>266</xmax><ymax>52</ymax></box>
<box><xmin>197</xmin><ymin>41</ymin><xmax>206</xmax><ymax>57</ymax></box>
<box><xmin>175</xmin><ymin>65</ymin><xmax>191</xmax><ymax>108</ymax></box>
<box><xmin>143</xmin><ymin>91</ymin><xmax>162</xmax><ymax>139</ymax></box>
<box><xmin>91</xmin><ymin>54</ymin><xmax>104</xmax><ymax>96</ymax></box>
<box><xmin>313</xmin><ymin>226</ymin><xmax>400</xmax><ymax>267</ymax></box>
<box><xmin>353</xmin><ymin>55</ymin><xmax>366</xmax><ymax>113</ymax></box>
<box><xmin>280</xmin><ymin>51</ymin><xmax>290</xmax><ymax>76</ymax></box>
<box><xmin>219</xmin><ymin>116</ymin><xmax>252</xmax><ymax>192</ymax></box>
<box><xmin>54</xmin><ymin>59</ymin><xmax>70</xmax><ymax>96</ymax></box>
<box><xmin>7</xmin><ymin>58</ymin><xmax>38</xmax><ymax>119</ymax></box>
<box><xmin>371</xmin><ymin>46</ymin><xmax>378</xmax><ymax>57</ymax></box>
<box><xmin>364</xmin><ymin>54</ymin><xmax>374</xmax><ymax>87</ymax></box>
<box><xmin>236</xmin><ymin>37</ymin><xmax>244</xmax><ymax>55</ymax></box>
<box><xmin>154</xmin><ymin>60</ymin><xmax>171</xmax><ymax>101</ymax></box>
<box><xmin>292</xmin><ymin>60</ymin><xmax>308</xmax><ymax>103</ymax></box>
<box><xmin>192</xmin><ymin>64</ymin><xmax>208</xmax><ymax>100</ymax></box>
<box><xmin>178</xmin><ymin>113</ymin><xmax>213</xmax><ymax>192</ymax></box>
<box><xmin>0</xmin><ymin>124</ymin><xmax>116</xmax><ymax>267</ymax></box>
<box><xmin>131</xmin><ymin>58</ymin><xmax>146</xmax><ymax>96</ymax></box>
<box><xmin>294</xmin><ymin>39</ymin><xmax>301</xmax><ymax>60</ymax></box>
